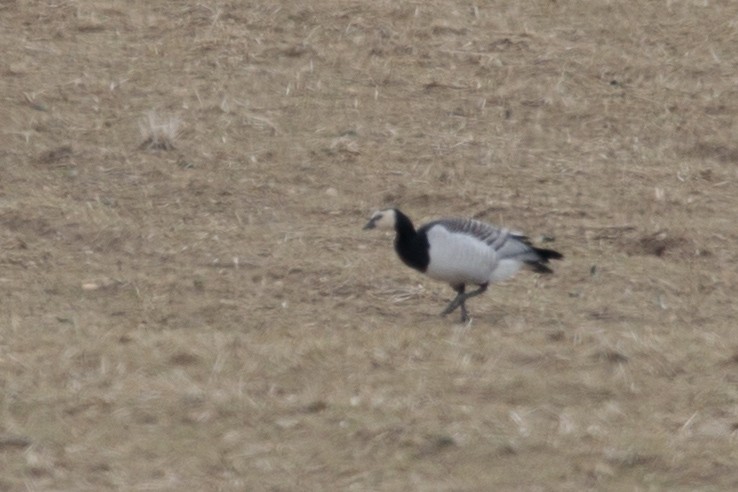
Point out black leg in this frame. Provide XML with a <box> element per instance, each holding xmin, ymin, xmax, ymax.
<box><xmin>459</xmin><ymin>301</ymin><xmax>469</xmax><ymax>322</ymax></box>
<box><xmin>440</xmin><ymin>283</ymin><xmax>487</xmax><ymax>321</ymax></box>
<box><xmin>440</xmin><ymin>285</ymin><xmax>464</xmax><ymax>317</ymax></box>
<box><xmin>456</xmin><ymin>285</ymin><xmax>469</xmax><ymax>323</ymax></box>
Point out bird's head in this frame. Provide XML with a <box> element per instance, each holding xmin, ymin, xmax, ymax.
<box><xmin>363</xmin><ymin>208</ymin><xmax>398</xmax><ymax>230</ymax></box>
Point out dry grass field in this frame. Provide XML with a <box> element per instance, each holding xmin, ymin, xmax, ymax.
<box><xmin>1</xmin><ymin>1</ymin><xmax>738</xmax><ymax>490</ymax></box>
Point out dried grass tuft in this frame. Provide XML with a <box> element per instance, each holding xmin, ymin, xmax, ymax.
<box><xmin>138</xmin><ymin>112</ymin><xmax>182</xmax><ymax>151</ymax></box>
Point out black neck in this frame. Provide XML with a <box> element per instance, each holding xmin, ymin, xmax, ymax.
<box><xmin>393</xmin><ymin>210</ymin><xmax>429</xmax><ymax>272</ymax></box>
<box><xmin>393</xmin><ymin>209</ymin><xmax>416</xmax><ymax>238</ymax></box>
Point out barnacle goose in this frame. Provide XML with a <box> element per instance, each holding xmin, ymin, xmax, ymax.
<box><xmin>363</xmin><ymin>208</ymin><xmax>563</xmax><ymax>322</ymax></box>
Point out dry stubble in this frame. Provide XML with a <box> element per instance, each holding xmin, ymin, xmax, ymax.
<box><xmin>1</xmin><ymin>1</ymin><xmax>737</xmax><ymax>490</ymax></box>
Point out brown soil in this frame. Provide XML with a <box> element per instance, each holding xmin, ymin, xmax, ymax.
<box><xmin>1</xmin><ymin>1</ymin><xmax>737</xmax><ymax>490</ymax></box>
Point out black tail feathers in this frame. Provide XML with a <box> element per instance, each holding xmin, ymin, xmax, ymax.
<box><xmin>525</xmin><ymin>247</ymin><xmax>563</xmax><ymax>274</ymax></box>
<box><xmin>535</xmin><ymin>247</ymin><xmax>564</xmax><ymax>261</ymax></box>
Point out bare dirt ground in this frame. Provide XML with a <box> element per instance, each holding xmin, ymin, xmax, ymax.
<box><xmin>1</xmin><ymin>1</ymin><xmax>737</xmax><ymax>490</ymax></box>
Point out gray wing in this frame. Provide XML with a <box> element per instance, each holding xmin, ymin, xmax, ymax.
<box><xmin>426</xmin><ymin>218</ymin><xmax>541</xmax><ymax>262</ymax></box>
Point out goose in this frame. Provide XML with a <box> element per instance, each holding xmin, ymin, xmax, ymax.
<box><xmin>363</xmin><ymin>208</ymin><xmax>563</xmax><ymax>322</ymax></box>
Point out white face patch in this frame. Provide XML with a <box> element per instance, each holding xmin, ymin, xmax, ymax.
<box><xmin>365</xmin><ymin>208</ymin><xmax>397</xmax><ymax>230</ymax></box>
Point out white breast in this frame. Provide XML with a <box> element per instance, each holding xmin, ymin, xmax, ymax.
<box><xmin>425</xmin><ymin>226</ymin><xmax>497</xmax><ymax>285</ymax></box>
